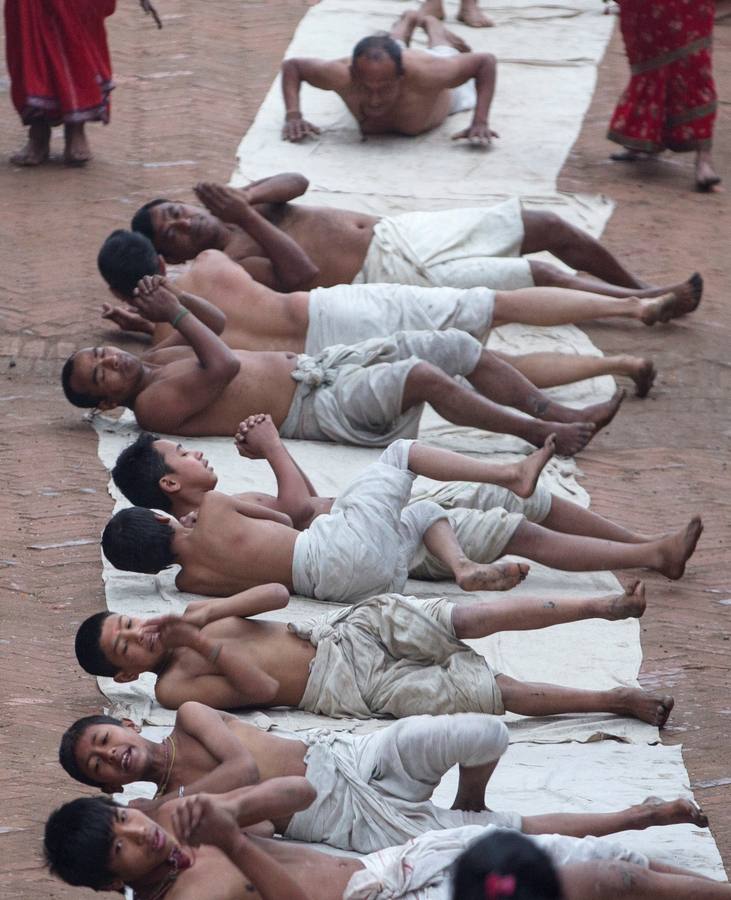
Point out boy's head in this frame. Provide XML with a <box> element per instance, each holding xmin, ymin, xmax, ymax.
<box><xmin>113</xmin><ymin>433</ymin><xmax>218</xmax><ymax>512</ymax></box>
<box><xmin>131</xmin><ymin>197</ymin><xmax>225</xmax><ymax>264</ymax></box>
<box><xmin>75</xmin><ymin>611</ymin><xmax>166</xmax><ymax>683</ymax></box>
<box><xmin>98</xmin><ymin>229</ymin><xmax>164</xmax><ymax>299</ymax></box>
<box><xmin>452</xmin><ymin>830</ymin><xmax>562</xmax><ymax>900</ymax></box>
<box><xmin>59</xmin><ymin>714</ymin><xmax>150</xmax><ymax>793</ymax></box>
<box><xmin>45</xmin><ymin>796</ymin><xmax>180</xmax><ymax>891</ymax></box>
<box><xmin>61</xmin><ymin>346</ymin><xmax>144</xmax><ymax>410</ymax></box>
<box><xmin>102</xmin><ymin>507</ymin><xmax>178</xmax><ymax>574</ymax></box>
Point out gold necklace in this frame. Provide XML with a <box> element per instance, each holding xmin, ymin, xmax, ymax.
<box><xmin>154</xmin><ymin>736</ymin><xmax>176</xmax><ymax>799</ymax></box>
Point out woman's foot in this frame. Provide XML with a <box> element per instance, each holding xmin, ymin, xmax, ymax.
<box><xmin>63</xmin><ymin>122</ymin><xmax>92</xmax><ymax>166</ymax></box>
<box><xmin>10</xmin><ymin>122</ymin><xmax>51</xmax><ymax>166</ymax></box>
<box><xmin>610</xmin><ymin>148</ymin><xmax>662</xmax><ymax>162</ymax></box>
<box><xmin>695</xmin><ymin>151</ymin><xmax>722</xmax><ymax>192</ymax></box>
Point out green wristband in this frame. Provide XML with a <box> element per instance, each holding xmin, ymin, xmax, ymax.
<box><xmin>171</xmin><ymin>307</ymin><xmax>190</xmax><ymax>329</ymax></box>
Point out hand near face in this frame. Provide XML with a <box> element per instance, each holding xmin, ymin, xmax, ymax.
<box><xmin>101</xmin><ymin>303</ymin><xmax>155</xmax><ymax>335</ymax></box>
<box><xmin>172</xmin><ymin>794</ymin><xmax>240</xmax><ymax>853</ymax></box>
<box><xmin>451</xmin><ymin>123</ymin><xmax>498</xmax><ymax>147</ymax></box>
<box><xmin>234</xmin><ymin>414</ymin><xmax>281</xmax><ymax>459</ymax></box>
<box><xmin>140</xmin><ymin>615</ymin><xmax>201</xmax><ymax>650</ymax></box>
<box><xmin>194</xmin><ymin>183</ymin><xmax>250</xmax><ymax>224</ymax></box>
<box><xmin>131</xmin><ymin>274</ymin><xmax>182</xmax><ymax>322</ymax></box>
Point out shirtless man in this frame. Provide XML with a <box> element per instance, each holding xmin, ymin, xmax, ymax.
<box><xmin>101</xmin><ymin>433</ymin><xmax>702</xmax><ymax>600</ymax></box>
<box><xmin>109</xmin><ymin>416</ymin><xmax>703</xmax><ymax>592</ymax></box>
<box><xmin>59</xmin><ymin>702</ymin><xmax>708</xmax><ymax>853</ymax></box>
<box><xmin>45</xmin><ymin>784</ymin><xmax>731</xmax><ymax>898</ymax></box>
<box><xmin>73</xmin><ymin>581</ymin><xmax>674</xmax><ymax>727</ymax></box>
<box><xmin>61</xmin><ymin>276</ymin><xmax>623</xmax><ymax>454</ymax></box>
<box><xmin>130</xmin><ymin>176</ymin><xmax>703</xmax><ymax>302</ymax></box>
<box><xmin>281</xmin><ymin>19</ymin><xmax>497</xmax><ymax>144</ymax></box>
<box><xmin>98</xmin><ymin>230</ymin><xmax>661</xmax><ymax>396</ymax></box>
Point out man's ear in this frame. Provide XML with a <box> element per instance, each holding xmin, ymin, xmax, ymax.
<box><xmin>113</xmin><ymin>671</ymin><xmax>140</xmax><ymax>684</ymax></box>
<box><xmin>158</xmin><ymin>255</ymin><xmax>167</xmax><ymax>275</ymax></box>
<box><xmin>159</xmin><ymin>475</ymin><xmax>180</xmax><ymax>496</ymax></box>
<box><xmin>153</xmin><ymin>512</ymin><xmax>172</xmax><ymax>525</ymax></box>
<box><xmin>121</xmin><ymin>718</ymin><xmax>141</xmax><ymax>734</ymax></box>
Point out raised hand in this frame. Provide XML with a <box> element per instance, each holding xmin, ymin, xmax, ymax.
<box><xmin>140</xmin><ymin>614</ymin><xmax>202</xmax><ymax>650</ymax></box>
<box><xmin>131</xmin><ymin>274</ymin><xmax>182</xmax><ymax>323</ymax></box>
<box><xmin>193</xmin><ymin>183</ymin><xmax>250</xmax><ymax>224</ymax></box>
<box><xmin>281</xmin><ymin>113</ymin><xmax>321</xmax><ymax>143</ymax></box>
<box><xmin>101</xmin><ymin>303</ymin><xmax>155</xmax><ymax>335</ymax></box>
<box><xmin>451</xmin><ymin>122</ymin><xmax>498</xmax><ymax>147</ymax></box>
<box><xmin>234</xmin><ymin>414</ymin><xmax>281</xmax><ymax>459</ymax></box>
<box><xmin>172</xmin><ymin>794</ymin><xmax>240</xmax><ymax>853</ymax></box>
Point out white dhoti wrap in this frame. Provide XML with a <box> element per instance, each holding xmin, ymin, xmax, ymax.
<box><xmin>344</xmin><ymin>826</ymin><xmax>651</xmax><ymax>900</ymax></box>
<box><xmin>285</xmin><ymin>715</ymin><xmax>519</xmax><ymax>853</ymax></box>
<box><xmin>412</xmin><ymin>479</ymin><xmax>553</xmax><ymax>524</ymax></box>
<box><xmin>279</xmin><ymin>329</ymin><xmax>482</xmax><ymax>447</ymax></box>
<box><xmin>355</xmin><ymin>199</ymin><xmax>533</xmax><ymax>290</ymax></box>
<box><xmin>304</xmin><ymin>283</ymin><xmax>494</xmax><ymax>356</ymax></box>
<box><xmin>289</xmin><ymin>593</ymin><xmax>504</xmax><ymax>719</ymax></box>
<box><xmin>291</xmin><ymin>441</ymin><xmax>448</xmax><ymax>602</ymax></box>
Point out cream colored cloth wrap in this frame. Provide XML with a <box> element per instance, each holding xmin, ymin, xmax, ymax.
<box><xmin>355</xmin><ymin>198</ymin><xmax>533</xmax><ymax>290</ymax></box>
<box><xmin>344</xmin><ymin>825</ymin><xmax>651</xmax><ymax>900</ymax></box>
<box><xmin>284</xmin><ymin>714</ymin><xmax>520</xmax><ymax>853</ymax></box>
<box><xmin>279</xmin><ymin>329</ymin><xmax>482</xmax><ymax>447</ymax></box>
<box><xmin>304</xmin><ymin>283</ymin><xmax>494</xmax><ymax>355</ymax></box>
<box><xmin>289</xmin><ymin>593</ymin><xmax>504</xmax><ymax>719</ymax></box>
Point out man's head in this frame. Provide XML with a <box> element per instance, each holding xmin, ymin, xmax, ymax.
<box><xmin>61</xmin><ymin>346</ymin><xmax>144</xmax><ymax>411</ymax></box>
<box><xmin>60</xmin><ymin>714</ymin><xmax>149</xmax><ymax>792</ymax></box>
<box><xmin>351</xmin><ymin>34</ymin><xmax>404</xmax><ymax>116</ymax></box>
<box><xmin>113</xmin><ymin>433</ymin><xmax>218</xmax><ymax>512</ymax></box>
<box><xmin>451</xmin><ymin>830</ymin><xmax>561</xmax><ymax>900</ymax></box>
<box><xmin>45</xmin><ymin>796</ymin><xmax>179</xmax><ymax>891</ymax></box>
<box><xmin>75</xmin><ymin>610</ymin><xmax>167</xmax><ymax>682</ymax></box>
<box><xmin>131</xmin><ymin>198</ymin><xmax>226</xmax><ymax>264</ymax></box>
<box><xmin>98</xmin><ymin>230</ymin><xmax>165</xmax><ymax>299</ymax></box>
<box><xmin>102</xmin><ymin>507</ymin><xmax>178</xmax><ymax>574</ymax></box>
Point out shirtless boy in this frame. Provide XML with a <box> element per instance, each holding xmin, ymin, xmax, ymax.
<box><xmin>74</xmin><ymin>581</ymin><xmax>674</xmax><ymax>727</ymax></box>
<box><xmin>60</xmin><ymin>702</ymin><xmax>708</xmax><ymax>853</ymax></box>
<box><xmin>98</xmin><ymin>230</ymin><xmax>662</xmax><ymax>396</ymax></box>
<box><xmin>61</xmin><ymin>276</ymin><xmax>623</xmax><ymax>453</ymax></box>
<box><xmin>46</xmin><ymin>785</ymin><xmax>731</xmax><ymax>899</ymax></box>
<box><xmin>130</xmin><ymin>176</ymin><xmax>703</xmax><ymax>302</ymax></box>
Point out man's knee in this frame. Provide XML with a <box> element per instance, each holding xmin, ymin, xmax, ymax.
<box><xmin>528</xmin><ymin>259</ymin><xmax>569</xmax><ymax>287</ymax></box>
<box><xmin>403</xmin><ymin>361</ymin><xmax>451</xmax><ymax>406</ymax></box>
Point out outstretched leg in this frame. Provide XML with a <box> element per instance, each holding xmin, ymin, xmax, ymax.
<box><xmin>521</xmin><ymin>210</ymin><xmax>647</xmax><ymax>289</ymax></box>
<box><xmin>503</xmin><ymin>517</ymin><xmax>703</xmax><ymax>579</ymax></box>
<box><xmin>541</xmin><ymin>496</ymin><xmax>656</xmax><ymax>544</ymax></box>
<box><xmin>562</xmin><ymin>859</ymin><xmax>731</xmax><ymax>899</ymax></box>
<box><xmin>497</xmin><ymin>351</ymin><xmax>656</xmax><ymax>399</ymax></box>
<box><xmin>451</xmin><ymin>581</ymin><xmax>646</xmax><ymax>638</ymax></box>
<box><xmin>401</xmin><ymin>362</ymin><xmax>598</xmax><ymax>455</ymax></box>
<box><xmin>522</xmin><ymin>796</ymin><xmax>708</xmax><ymax>839</ymax></box>
<box><xmin>389</xmin><ymin>8</ymin><xmax>423</xmax><ymax>45</ymax></box>
<box><xmin>496</xmin><ymin>674</ymin><xmax>674</xmax><ymax>727</ymax></box>
<box><xmin>422</xmin><ymin>12</ymin><xmax>472</xmax><ymax>52</ymax></box>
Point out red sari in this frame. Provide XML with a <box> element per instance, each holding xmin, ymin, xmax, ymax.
<box><xmin>608</xmin><ymin>0</ymin><xmax>717</xmax><ymax>152</ymax></box>
<box><xmin>5</xmin><ymin>0</ymin><xmax>117</xmax><ymax>126</ymax></box>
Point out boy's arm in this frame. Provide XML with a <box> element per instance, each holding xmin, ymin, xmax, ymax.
<box><xmin>229</xmin><ymin>497</ymin><xmax>293</xmax><ymax>527</ymax></box>
<box><xmin>194</xmin><ymin>183</ymin><xmax>319</xmax><ymax>291</ymax></box>
<box><xmin>183</xmin><ymin>583</ymin><xmax>291</xmax><ymax>626</ymax></box>
<box><xmin>128</xmin><ymin>276</ymin><xmax>240</xmax><ymax>433</ymax></box>
<box><xmin>280</xmin><ymin>57</ymin><xmax>349</xmax><ymax>142</ymax></box>
<box><xmin>241</xmin><ymin>173</ymin><xmax>309</xmax><ymax>206</ymax></box>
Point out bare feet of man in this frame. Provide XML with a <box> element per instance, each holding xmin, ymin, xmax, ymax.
<box><xmin>639</xmin><ymin>796</ymin><xmax>709</xmax><ymax>829</ymax></box>
<box><xmin>506</xmin><ymin>434</ymin><xmax>556</xmax><ymax>498</ymax></box>
<box><xmin>621</xmin><ymin>356</ymin><xmax>656</xmax><ymax>398</ymax></box>
<box><xmin>455</xmin><ymin>560</ymin><xmax>531</xmax><ymax>592</ymax></box>
<box><xmin>10</xmin><ymin>122</ymin><xmax>51</xmax><ymax>166</ymax></box>
<box><xmin>611</xmin><ymin>687</ymin><xmax>675</xmax><ymax>727</ymax></box>
<box><xmin>653</xmin><ymin>517</ymin><xmax>704</xmax><ymax>580</ymax></box>
<box><xmin>457</xmin><ymin>0</ymin><xmax>495</xmax><ymax>27</ymax></box>
<box><xmin>605</xmin><ymin>580</ymin><xmax>646</xmax><ymax>621</ymax></box>
<box><xmin>538</xmin><ymin>421</ymin><xmax>596</xmax><ymax>457</ymax></box>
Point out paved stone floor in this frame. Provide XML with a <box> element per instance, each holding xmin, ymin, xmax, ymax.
<box><xmin>0</xmin><ymin>2</ymin><xmax>728</xmax><ymax>896</ymax></box>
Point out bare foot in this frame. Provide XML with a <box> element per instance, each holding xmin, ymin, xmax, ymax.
<box><xmin>695</xmin><ymin>157</ymin><xmax>722</xmax><ymax>193</ymax></box>
<box><xmin>457</xmin><ymin>0</ymin><xmax>495</xmax><ymax>27</ymax></box>
<box><xmin>639</xmin><ymin>291</ymin><xmax>688</xmax><ymax>325</ymax></box>
<box><xmin>578</xmin><ymin>388</ymin><xmax>625</xmax><ymax>433</ymax></box>
<box><xmin>456</xmin><ymin>561</ymin><xmax>530</xmax><ymax>592</ymax></box>
<box><xmin>626</xmin><ymin>357</ymin><xmax>656</xmax><ymax>398</ymax></box>
<box><xmin>422</xmin><ymin>15</ymin><xmax>472</xmax><ymax>52</ymax></box>
<box><xmin>63</xmin><ymin>122</ymin><xmax>92</xmax><ymax>166</ymax></box>
<box><xmin>508</xmin><ymin>434</ymin><xmax>556</xmax><ymax>498</ymax></box>
<box><xmin>612</xmin><ymin>687</ymin><xmax>674</xmax><ymax>727</ymax></box>
<box><xmin>639</xmin><ymin>796</ymin><xmax>708</xmax><ymax>829</ymax></box>
<box><xmin>543</xmin><ymin>421</ymin><xmax>596</xmax><ymax>456</ymax></box>
<box><xmin>10</xmin><ymin>122</ymin><xmax>51</xmax><ymax>166</ymax></box>
<box><xmin>605</xmin><ymin>580</ymin><xmax>646</xmax><ymax>620</ymax></box>
<box><xmin>654</xmin><ymin>517</ymin><xmax>703</xmax><ymax>580</ymax></box>
<box><xmin>419</xmin><ymin>0</ymin><xmax>445</xmax><ymax>20</ymax></box>
<box><xmin>610</xmin><ymin>148</ymin><xmax>661</xmax><ymax>162</ymax></box>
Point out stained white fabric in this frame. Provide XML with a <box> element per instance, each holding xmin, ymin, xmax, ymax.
<box><xmin>305</xmin><ymin>283</ymin><xmax>494</xmax><ymax>355</ymax></box>
<box><xmin>344</xmin><ymin>825</ymin><xmax>650</xmax><ymax>900</ymax></box>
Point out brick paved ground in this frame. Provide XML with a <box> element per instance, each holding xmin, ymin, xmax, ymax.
<box><xmin>0</xmin><ymin>3</ymin><xmax>728</xmax><ymax>897</ymax></box>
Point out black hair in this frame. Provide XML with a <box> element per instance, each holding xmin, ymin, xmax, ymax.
<box><xmin>352</xmin><ymin>34</ymin><xmax>404</xmax><ymax>76</ymax></box>
<box><xmin>112</xmin><ymin>432</ymin><xmax>173</xmax><ymax>512</ymax></box>
<box><xmin>131</xmin><ymin>198</ymin><xmax>170</xmax><ymax>245</ymax></box>
<box><xmin>59</xmin><ymin>714</ymin><xmax>125</xmax><ymax>788</ymax></box>
<box><xmin>451</xmin><ymin>830</ymin><xmax>562</xmax><ymax>900</ymax></box>
<box><xmin>61</xmin><ymin>353</ymin><xmax>99</xmax><ymax>409</ymax></box>
<box><xmin>44</xmin><ymin>795</ymin><xmax>119</xmax><ymax>890</ymax></box>
<box><xmin>98</xmin><ymin>229</ymin><xmax>160</xmax><ymax>298</ymax></box>
<box><xmin>75</xmin><ymin>611</ymin><xmax>117</xmax><ymax>678</ymax></box>
<box><xmin>102</xmin><ymin>506</ymin><xmax>175</xmax><ymax>574</ymax></box>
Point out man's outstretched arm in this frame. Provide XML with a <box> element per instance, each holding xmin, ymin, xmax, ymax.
<box><xmin>280</xmin><ymin>57</ymin><xmax>349</xmax><ymax>142</ymax></box>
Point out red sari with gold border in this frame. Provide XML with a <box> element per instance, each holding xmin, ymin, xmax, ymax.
<box><xmin>5</xmin><ymin>0</ymin><xmax>117</xmax><ymax>126</ymax></box>
<box><xmin>608</xmin><ymin>0</ymin><xmax>717</xmax><ymax>152</ymax></box>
